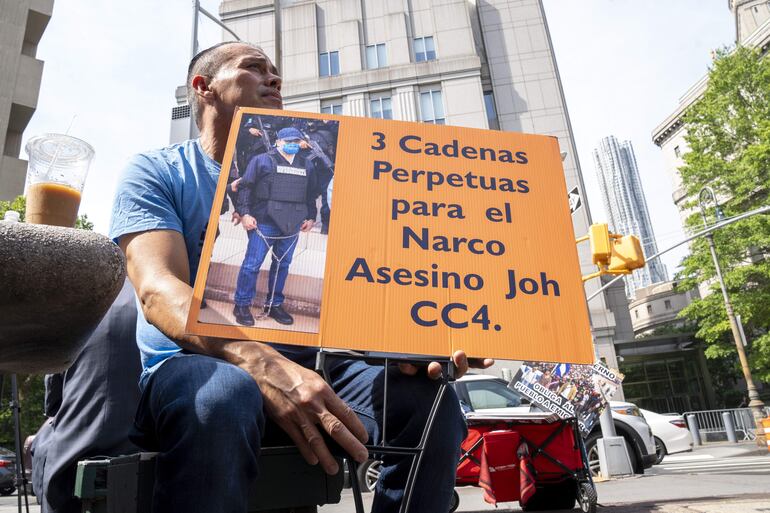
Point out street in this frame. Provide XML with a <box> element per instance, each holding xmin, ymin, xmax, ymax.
<box><xmin>0</xmin><ymin>443</ymin><xmax>767</xmax><ymax>513</ymax></box>
<box><xmin>319</xmin><ymin>442</ymin><xmax>770</xmax><ymax>513</ymax></box>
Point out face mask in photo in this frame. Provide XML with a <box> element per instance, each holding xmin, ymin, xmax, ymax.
<box><xmin>281</xmin><ymin>141</ymin><xmax>301</xmax><ymax>155</ymax></box>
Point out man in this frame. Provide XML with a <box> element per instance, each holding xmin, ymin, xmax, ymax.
<box><xmin>110</xmin><ymin>41</ymin><xmax>491</xmax><ymax>513</ymax></box>
<box><xmin>233</xmin><ymin>126</ymin><xmax>332</xmax><ymax>326</ymax></box>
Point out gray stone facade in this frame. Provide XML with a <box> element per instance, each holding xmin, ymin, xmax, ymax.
<box><xmin>0</xmin><ymin>0</ymin><xmax>53</xmax><ymax>201</ymax></box>
<box><xmin>171</xmin><ymin>0</ymin><xmax>635</xmax><ymax>373</ymax></box>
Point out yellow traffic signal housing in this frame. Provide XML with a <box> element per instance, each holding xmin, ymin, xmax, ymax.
<box><xmin>608</xmin><ymin>235</ymin><xmax>646</xmax><ymax>272</ymax></box>
<box><xmin>589</xmin><ymin>224</ymin><xmax>612</xmax><ymax>266</ymax></box>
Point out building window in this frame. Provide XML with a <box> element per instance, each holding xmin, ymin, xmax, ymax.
<box><xmin>414</xmin><ymin>36</ymin><xmax>436</xmax><ymax>62</ymax></box>
<box><xmin>674</xmin><ymin>145</ymin><xmax>681</xmax><ymax>158</ymax></box>
<box><xmin>483</xmin><ymin>91</ymin><xmax>499</xmax><ymax>130</ymax></box>
<box><xmin>634</xmin><ymin>309</ymin><xmax>639</xmax><ymax>319</ymax></box>
<box><xmin>420</xmin><ymin>89</ymin><xmax>445</xmax><ymax>124</ymax></box>
<box><xmin>321</xmin><ymin>101</ymin><xmax>342</xmax><ymax>115</ymax></box>
<box><xmin>646</xmin><ymin>304</ymin><xmax>652</xmax><ymax>314</ymax></box>
<box><xmin>664</xmin><ymin>299</ymin><xmax>672</xmax><ymax>310</ymax></box>
<box><xmin>366</xmin><ymin>43</ymin><xmax>387</xmax><ymax>69</ymax></box>
<box><xmin>370</xmin><ymin>97</ymin><xmax>392</xmax><ymax>119</ymax></box>
<box><xmin>319</xmin><ymin>51</ymin><xmax>340</xmax><ymax>77</ymax></box>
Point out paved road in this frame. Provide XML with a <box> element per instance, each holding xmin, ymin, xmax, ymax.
<box><xmin>650</xmin><ymin>453</ymin><xmax>770</xmax><ymax>475</ymax></box>
<box><xmin>320</xmin><ymin>443</ymin><xmax>770</xmax><ymax>512</ymax></box>
<box><xmin>1</xmin><ymin>443</ymin><xmax>767</xmax><ymax>512</ymax></box>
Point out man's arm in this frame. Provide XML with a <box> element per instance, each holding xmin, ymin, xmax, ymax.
<box><xmin>119</xmin><ymin>229</ymin><xmax>369</xmax><ymax>474</ymax></box>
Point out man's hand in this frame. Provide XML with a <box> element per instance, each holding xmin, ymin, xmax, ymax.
<box><xmin>240</xmin><ymin>347</ymin><xmax>369</xmax><ymax>475</ymax></box>
<box><xmin>241</xmin><ymin>214</ymin><xmax>257</xmax><ymax>231</ymax></box>
<box><xmin>120</xmin><ymin>230</ymin><xmax>367</xmax><ymax>476</ymax></box>
<box><xmin>230</xmin><ymin>177</ymin><xmax>242</xmax><ymax>192</ymax></box>
<box><xmin>398</xmin><ymin>350</ymin><xmax>494</xmax><ymax>380</ymax></box>
<box><xmin>299</xmin><ymin>140</ymin><xmax>310</xmax><ymax>149</ymax></box>
<box><xmin>232</xmin><ymin>212</ymin><xmax>242</xmax><ymax>226</ymax></box>
<box><xmin>300</xmin><ymin>219</ymin><xmax>314</xmax><ymax>232</ymax></box>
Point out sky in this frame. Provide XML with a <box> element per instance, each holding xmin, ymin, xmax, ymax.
<box><xmin>22</xmin><ymin>0</ymin><xmax>736</xmax><ymax>274</ymax></box>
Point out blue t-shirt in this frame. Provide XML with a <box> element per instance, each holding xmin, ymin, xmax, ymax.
<box><xmin>110</xmin><ymin>139</ymin><xmax>219</xmax><ymax>376</ymax></box>
<box><xmin>110</xmin><ymin>138</ymin><xmax>318</xmax><ymax>380</ymax></box>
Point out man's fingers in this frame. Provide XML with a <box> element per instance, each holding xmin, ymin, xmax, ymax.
<box><xmin>299</xmin><ymin>420</ymin><xmax>339</xmax><ymax>475</ymax></box>
<box><xmin>469</xmin><ymin>357</ymin><xmax>495</xmax><ymax>369</ymax></box>
<box><xmin>427</xmin><ymin>361</ymin><xmax>443</xmax><ymax>379</ymax></box>
<box><xmin>318</xmin><ymin>410</ymin><xmax>368</xmax><ymax>463</ymax></box>
<box><xmin>281</xmin><ymin>422</ymin><xmax>319</xmax><ymax>467</ymax></box>
<box><xmin>325</xmin><ymin>396</ymin><xmax>369</xmax><ymax>444</ymax></box>
<box><xmin>452</xmin><ymin>351</ymin><xmax>470</xmax><ymax>378</ymax></box>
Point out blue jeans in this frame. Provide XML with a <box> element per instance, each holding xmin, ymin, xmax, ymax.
<box><xmin>131</xmin><ymin>352</ymin><xmax>467</xmax><ymax>513</ymax></box>
<box><xmin>234</xmin><ymin>223</ymin><xmax>298</xmax><ymax>307</ymax></box>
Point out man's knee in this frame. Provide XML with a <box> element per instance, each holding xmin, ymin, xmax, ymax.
<box><xmin>388</xmin><ymin>377</ymin><xmax>466</xmax><ymax>449</ymax></box>
<box><xmin>152</xmin><ymin>355</ymin><xmax>265</xmax><ymax>438</ymax></box>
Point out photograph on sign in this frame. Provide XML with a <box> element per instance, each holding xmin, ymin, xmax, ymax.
<box><xmin>509</xmin><ymin>361</ymin><xmax>624</xmax><ymax>434</ymax></box>
<box><xmin>196</xmin><ymin>112</ymin><xmax>338</xmax><ymax>334</ymax></box>
<box><xmin>188</xmin><ymin>107</ymin><xmax>594</xmax><ymax>362</ymax></box>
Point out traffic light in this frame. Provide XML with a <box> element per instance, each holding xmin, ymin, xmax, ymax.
<box><xmin>577</xmin><ymin>224</ymin><xmax>646</xmax><ymax>281</ymax></box>
<box><xmin>588</xmin><ymin>224</ymin><xmax>612</xmax><ymax>266</ymax></box>
<box><xmin>608</xmin><ymin>235</ymin><xmax>645</xmax><ymax>272</ymax></box>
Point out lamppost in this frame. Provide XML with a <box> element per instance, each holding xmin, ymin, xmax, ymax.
<box><xmin>698</xmin><ymin>186</ymin><xmax>766</xmax><ymax>442</ymax></box>
<box><xmin>188</xmin><ymin>0</ymin><xmax>243</xmax><ymax>138</ymax></box>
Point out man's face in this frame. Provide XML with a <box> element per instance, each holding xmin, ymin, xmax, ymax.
<box><xmin>208</xmin><ymin>44</ymin><xmax>283</xmax><ymax>116</ymax></box>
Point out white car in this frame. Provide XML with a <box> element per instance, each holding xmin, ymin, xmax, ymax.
<box><xmin>639</xmin><ymin>408</ymin><xmax>693</xmax><ymax>463</ymax></box>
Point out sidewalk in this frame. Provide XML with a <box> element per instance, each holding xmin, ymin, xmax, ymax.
<box><xmin>602</xmin><ymin>495</ymin><xmax>770</xmax><ymax>513</ymax></box>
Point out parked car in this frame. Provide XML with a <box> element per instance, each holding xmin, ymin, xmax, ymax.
<box><xmin>639</xmin><ymin>408</ymin><xmax>693</xmax><ymax>464</ymax></box>
<box><xmin>356</xmin><ymin>374</ymin><xmax>657</xmax><ymax>490</ymax></box>
<box><xmin>0</xmin><ymin>447</ymin><xmax>17</xmax><ymax>496</ymax></box>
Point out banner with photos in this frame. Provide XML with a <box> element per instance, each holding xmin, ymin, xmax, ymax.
<box><xmin>509</xmin><ymin>361</ymin><xmax>624</xmax><ymax>434</ymax></box>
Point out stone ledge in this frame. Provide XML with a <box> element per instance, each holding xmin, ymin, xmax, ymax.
<box><xmin>0</xmin><ymin>222</ymin><xmax>126</xmax><ymax>374</ymax></box>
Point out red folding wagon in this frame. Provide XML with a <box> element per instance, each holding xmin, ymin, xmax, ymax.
<box><xmin>452</xmin><ymin>413</ymin><xmax>597</xmax><ymax>513</ymax></box>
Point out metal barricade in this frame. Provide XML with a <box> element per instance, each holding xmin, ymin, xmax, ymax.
<box><xmin>683</xmin><ymin>407</ymin><xmax>770</xmax><ymax>442</ymax></box>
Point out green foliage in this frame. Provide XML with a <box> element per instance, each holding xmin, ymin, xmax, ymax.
<box><xmin>0</xmin><ymin>375</ymin><xmax>47</xmax><ymax>448</ymax></box>
<box><xmin>0</xmin><ymin>196</ymin><xmax>26</xmax><ymax>222</ymax></box>
<box><xmin>0</xmin><ymin>195</ymin><xmax>93</xmax><ymax>447</ymax></box>
<box><xmin>676</xmin><ymin>46</ymin><xmax>770</xmax><ymax>383</ymax></box>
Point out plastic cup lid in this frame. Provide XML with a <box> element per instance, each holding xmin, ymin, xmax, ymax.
<box><xmin>25</xmin><ymin>134</ymin><xmax>95</xmax><ymax>165</ymax></box>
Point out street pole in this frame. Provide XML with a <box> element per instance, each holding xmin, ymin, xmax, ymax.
<box><xmin>698</xmin><ymin>187</ymin><xmax>766</xmax><ymax>444</ymax></box>
<box><xmin>11</xmin><ymin>375</ymin><xmax>29</xmax><ymax>513</ymax></box>
<box><xmin>187</xmin><ymin>1</ymin><xmax>242</xmax><ymax>140</ymax></box>
<box><xmin>189</xmin><ymin>0</ymin><xmax>200</xmax><ymax>140</ymax></box>
<box><xmin>274</xmin><ymin>0</ymin><xmax>281</xmax><ymax>73</ymax></box>
<box><xmin>565</xmin><ymin>152</ymin><xmax>627</xmax><ymax>476</ymax></box>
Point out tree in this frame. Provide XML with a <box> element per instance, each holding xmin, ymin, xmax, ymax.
<box><xmin>0</xmin><ymin>195</ymin><xmax>94</xmax><ymax>445</ymax></box>
<box><xmin>676</xmin><ymin>46</ymin><xmax>770</xmax><ymax>384</ymax></box>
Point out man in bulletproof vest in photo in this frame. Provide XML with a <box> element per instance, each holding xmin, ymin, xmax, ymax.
<box><xmin>233</xmin><ymin>126</ymin><xmax>333</xmax><ymax>326</ymax></box>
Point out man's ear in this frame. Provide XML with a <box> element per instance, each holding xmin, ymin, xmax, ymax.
<box><xmin>191</xmin><ymin>75</ymin><xmax>213</xmax><ymax>101</ymax></box>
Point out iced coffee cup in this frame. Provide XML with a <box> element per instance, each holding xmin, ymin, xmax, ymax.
<box><xmin>24</xmin><ymin>134</ymin><xmax>94</xmax><ymax>227</ymax></box>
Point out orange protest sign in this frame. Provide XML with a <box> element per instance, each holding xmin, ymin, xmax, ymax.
<box><xmin>187</xmin><ymin>107</ymin><xmax>593</xmax><ymax>363</ymax></box>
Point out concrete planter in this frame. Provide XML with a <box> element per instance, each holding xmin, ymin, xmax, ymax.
<box><xmin>0</xmin><ymin>222</ymin><xmax>126</xmax><ymax>374</ymax></box>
